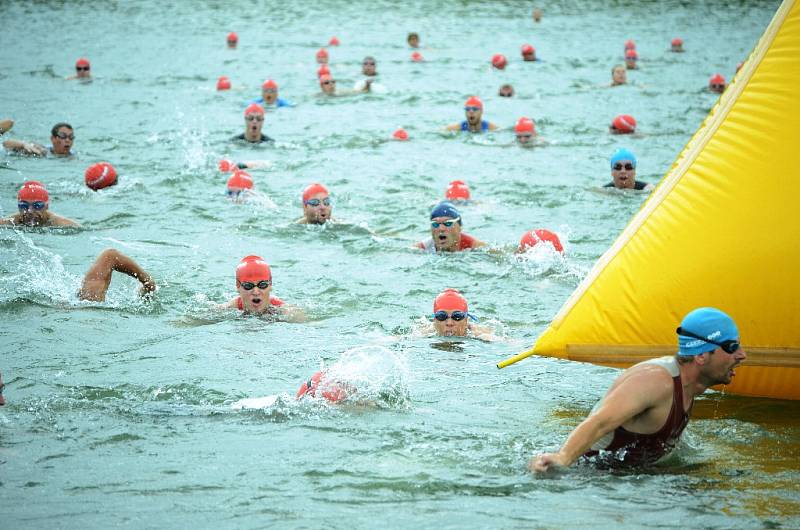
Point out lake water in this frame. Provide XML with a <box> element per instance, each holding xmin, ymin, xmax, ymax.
<box><xmin>2</xmin><ymin>1</ymin><xmax>798</xmax><ymax>528</ymax></box>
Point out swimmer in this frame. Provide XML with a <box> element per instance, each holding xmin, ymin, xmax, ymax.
<box><xmin>611</xmin><ymin>64</ymin><xmax>627</xmax><ymax>86</ymax></box>
<box><xmin>226</xmin><ymin>170</ymin><xmax>254</xmax><ymax>201</ymax></box>
<box><xmin>517</xmin><ymin>229</ymin><xmax>563</xmax><ymax>254</ymax></box>
<box><xmin>445</xmin><ymin>180</ymin><xmax>470</xmax><ymax>202</ymax></box>
<box><xmin>491</xmin><ymin>54</ymin><xmax>508</xmax><ymax>70</ymax></box>
<box><xmin>252</xmin><ymin>79</ymin><xmax>294</xmax><ymax>108</ymax></box>
<box><xmin>1</xmin><ymin>181</ymin><xmax>80</xmax><ymax>228</ymax></box>
<box><xmin>521</xmin><ymin>44</ymin><xmax>537</xmax><ymax>62</ymax></box>
<box><xmin>78</xmin><ymin>248</ymin><xmax>156</xmax><ymax>302</ymax></box>
<box><xmin>296</xmin><ymin>370</ymin><xmax>355</xmax><ymax>404</ymax></box>
<box><xmin>217</xmin><ymin>76</ymin><xmax>232</xmax><ymax>90</ymax></box>
<box><xmin>671</xmin><ymin>38</ymin><xmax>684</xmax><ymax>52</ymax></box>
<box><xmin>407</xmin><ymin>32</ymin><xmax>420</xmax><ymax>48</ymax></box>
<box><xmin>362</xmin><ymin>56</ymin><xmax>378</xmax><ymax>77</ymax></box>
<box><xmin>220</xmin><ymin>255</ymin><xmax>305</xmax><ymax>321</ymax></box>
<box><xmin>0</xmin><ymin>118</ymin><xmax>13</xmax><ymax>135</ymax></box>
<box><xmin>605</xmin><ymin>148</ymin><xmax>653</xmax><ymax>190</ymax></box>
<box><xmin>514</xmin><ymin>117</ymin><xmax>536</xmax><ymax>146</ymax></box>
<box><xmin>296</xmin><ymin>183</ymin><xmax>334</xmax><ymax>225</ymax></box>
<box><xmin>709</xmin><ymin>74</ymin><xmax>726</xmax><ymax>94</ymax></box>
<box><xmin>417</xmin><ymin>201</ymin><xmax>486</xmax><ymax>252</ymax></box>
<box><xmin>232</xmin><ymin>104</ymin><xmax>273</xmax><ymax>143</ymax></box>
<box><xmin>624</xmin><ymin>39</ymin><xmax>636</xmax><ymax>51</ymax></box>
<box><xmin>609</xmin><ymin>114</ymin><xmax>636</xmax><ymax>135</ymax></box>
<box><xmin>3</xmin><ymin>122</ymin><xmax>75</xmax><ymax>157</ymax></box>
<box><xmin>625</xmin><ymin>49</ymin><xmax>638</xmax><ymax>70</ymax></box>
<box><xmin>0</xmin><ymin>371</ymin><xmax>4</xmax><ymax>406</ymax></box>
<box><xmin>530</xmin><ymin>307</ymin><xmax>746</xmax><ymax>472</ymax></box>
<box><xmin>316</xmin><ymin>48</ymin><xmax>329</xmax><ymax>64</ymax></box>
<box><xmin>532</xmin><ymin>7</ymin><xmax>543</xmax><ymax>22</ymax></box>
<box><xmin>319</xmin><ymin>74</ymin><xmax>370</xmax><ymax>96</ymax></box>
<box><xmin>422</xmin><ymin>288</ymin><xmax>495</xmax><ymax>340</ymax></box>
<box><xmin>227</xmin><ymin>32</ymin><xmax>238</xmax><ymax>48</ymax></box>
<box><xmin>65</xmin><ymin>57</ymin><xmax>91</xmax><ymax>80</ymax></box>
<box><xmin>445</xmin><ymin>97</ymin><xmax>498</xmax><ymax>133</ymax></box>
<box><xmin>498</xmin><ymin>84</ymin><xmax>514</xmax><ymax>97</ymax></box>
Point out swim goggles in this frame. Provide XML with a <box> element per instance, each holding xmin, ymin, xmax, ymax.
<box><xmin>431</xmin><ymin>310</ymin><xmax>477</xmax><ymax>322</ymax></box>
<box><xmin>18</xmin><ymin>201</ymin><xmax>47</xmax><ymax>211</ymax></box>
<box><xmin>76</xmin><ymin>66</ymin><xmax>90</xmax><ymax>72</ymax></box>
<box><xmin>238</xmin><ymin>280</ymin><xmax>271</xmax><ymax>290</ymax></box>
<box><xmin>55</xmin><ymin>132</ymin><xmax>75</xmax><ymax>140</ymax></box>
<box><xmin>464</xmin><ymin>106</ymin><xmax>481</xmax><ymax>112</ymax></box>
<box><xmin>516</xmin><ymin>133</ymin><xmax>534</xmax><ymax>140</ymax></box>
<box><xmin>304</xmin><ymin>198</ymin><xmax>331</xmax><ymax>207</ymax></box>
<box><xmin>431</xmin><ymin>218</ymin><xmax>459</xmax><ymax>229</ymax></box>
<box><xmin>676</xmin><ymin>327</ymin><xmax>741</xmax><ymax>354</ymax></box>
<box><xmin>613</xmin><ymin>163</ymin><xmax>635</xmax><ymax>170</ymax></box>
<box><xmin>245</xmin><ymin>115</ymin><xmax>264</xmax><ymax>122</ymax></box>
<box><xmin>710</xmin><ymin>83</ymin><xmax>725</xmax><ymax>90</ymax></box>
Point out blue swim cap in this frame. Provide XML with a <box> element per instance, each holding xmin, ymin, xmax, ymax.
<box><xmin>677</xmin><ymin>307</ymin><xmax>739</xmax><ymax>356</ymax></box>
<box><xmin>430</xmin><ymin>201</ymin><xmax>461</xmax><ymax>222</ymax></box>
<box><xmin>610</xmin><ymin>148</ymin><xmax>637</xmax><ymax>169</ymax></box>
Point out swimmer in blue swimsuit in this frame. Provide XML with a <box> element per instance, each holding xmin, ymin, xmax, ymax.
<box><xmin>250</xmin><ymin>79</ymin><xmax>294</xmax><ymax>108</ymax></box>
<box><xmin>445</xmin><ymin>97</ymin><xmax>498</xmax><ymax>133</ymax></box>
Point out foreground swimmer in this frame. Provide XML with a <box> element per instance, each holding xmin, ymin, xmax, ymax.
<box><xmin>445</xmin><ymin>97</ymin><xmax>498</xmax><ymax>133</ymax></box>
<box><xmin>531</xmin><ymin>307</ymin><xmax>746</xmax><ymax>471</ymax></box>
<box><xmin>251</xmin><ymin>79</ymin><xmax>294</xmax><ymax>108</ymax></box>
<box><xmin>423</xmin><ymin>288</ymin><xmax>495</xmax><ymax>340</ymax></box>
<box><xmin>611</xmin><ymin>64</ymin><xmax>627</xmax><ymax>86</ymax></box>
<box><xmin>221</xmin><ymin>255</ymin><xmax>305</xmax><ymax>321</ymax></box>
<box><xmin>296</xmin><ymin>370</ymin><xmax>354</xmax><ymax>403</ymax></box>
<box><xmin>296</xmin><ymin>183</ymin><xmax>334</xmax><ymax>224</ymax></box>
<box><xmin>605</xmin><ymin>148</ymin><xmax>652</xmax><ymax>190</ymax></box>
<box><xmin>66</xmin><ymin>57</ymin><xmax>92</xmax><ymax>80</ymax></box>
<box><xmin>232</xmin><ymin>104</ymin><xmax>273</xmax><ymax>143</ymax></box>
<box><xmin>78</xmin><ymin>248</ymin><xmax>156</xmax><ymax>301</ymax></box>
<box><xmin>1</xmin><ymin>181</ymin><xmax>80</xmax><ymax>228</ymax></box>
<box><xmin>3</xmin><ymin>122</ymin><xmax>75</xmax><ymax>157</ymax></box>
<box><xmin>417</xmin><ymin>201</ymin><xmax>486</xmax><ymax>252</ymax></box>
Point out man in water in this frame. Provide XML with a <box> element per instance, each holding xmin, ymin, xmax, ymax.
<box><xmin>515</xmin><ymin>117</ymin><xmax>536</xmax><ymax>146</ymax></box>
<box><xmin>1</xmin><ymin>181</ymin><xmax>80</xmax><ymax>228</ymax></box>
<box><xmin>407</xmin><ymin>32</ymin><xmax>420</xmax><ymax>48</ymax></box>
<box><xmin>232</xmin><ymin>104</ymin><xmax>273</xmax><ymax>143</ymax></box>
<box><xmin>3</xmin><ymin>122</ymin><xmax>75</xmax><ymax>157</ymax></box>
<box><xmin>220</xmin><ymin>255</ymin><xmax>305</xmax><ymax>320</ymax></box>
<box><xmin>78</xmin><ymin>248</ymin><xmax>156</xmax><ymax>301</ymax></box>
<box><xmin>296</xmin><ymin>183</ymin><xmax>333</xmax><ymax>225</ymax></box>
<box><xmin>417</xmin><ymin>201</ymin><xmax>486</xmax><ymax>252</ymax></box>
<box><xmin>251</xmin><ymin>79</ymin><xmax>293</xmax><ymax>108</ymax></box>
<box><xmin>427</xmin><ymin>288</ymin><xmax>494</xmax><ymax>340</ymax></box>
<box><xmin>604</xmin><ymin>148</ymin><xmax>653</xmax><ymax>190</ymax></box>
<box><xmin>445</xmin><ymin>97</ymin><xmax>498</xmax><ymax>133</ymax></box>
<box><xmin>611</xmin><ymin>64</ymin><xmax>627</xmax><ymax>86</ymax></box>
<box><xmin>530</xmin><ymin>307</ymin><xmax>747</xmax><ymax>471</ymax></box>
<box><xmin>361</xmin><ymin>56</ymin><xmax>378</xmax><ymax>76</ymax></box>
<box><xmin>66</xmin><ymin>57</ymin><xmax>92</xmax><ymax>80</ymax></box>
<box><xmin>319</xmin><ymin>74</ymin><xmax>371</xmax><ymax>96</ymax></box>
<box><xmin>498</xmin><ymin>84</ymin><xmax>514</xmax><ymax>97</ymax></box>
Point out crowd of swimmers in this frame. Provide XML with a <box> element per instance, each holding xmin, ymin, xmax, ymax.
<box><xmin>1</xmin><ymin>7</ymin><xmax>749</xmax><ymax>473</ymax></box>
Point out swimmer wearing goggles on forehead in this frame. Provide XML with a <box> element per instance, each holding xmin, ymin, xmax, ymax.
<box><xmin>220</xmin><ymin>255</ymin><xmax>306</xmax><ymax>321</ymax></box>
<box><xmin>422</xmin><ymin>289</ymin><xmax>496</xmax><ymax>341</ymax></box>
<box><xmin>1</xmin><ymin>180</ymin><xmax>80</xmax><ymax>228</ymax></box>
<box><xmin>296</xmin><ymin>183</ymin><xmax>336</xmax><ymax>225</ymax></box>
<box><xmin>417</xmin><ymin>201</ymin><xmax>486</xmax><ymax>252</ymax></box>
<box><xmin>232</xmin><ymin>104</ymin><xmax>274</xmax><ymax>144</ymax></box>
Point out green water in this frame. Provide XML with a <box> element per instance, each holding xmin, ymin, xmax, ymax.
<box><xmin>2</xmin><ymin>1</ymin><xmax>798</xmax><ymax>528</ymax></box>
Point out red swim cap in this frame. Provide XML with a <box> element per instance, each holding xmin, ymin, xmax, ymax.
<box><xmin>514</xmin><ymin>117</ymin><xmax>536</xmax><ymax>134</ymax></box>
<box><xmin>262</xmin><ymin>79</ymin><xmax>278</xmax><ymax>90</ymax></box>
<box><xmin>709</xmin><ymin>73</ymin><xmax>726</xmax><ymax>85</ymax></box>
<box><xmin>393</xmin><ymin>128</ymin><xmax>409</xmax><ymax>141</ymax></box>
<box><xmin>464</xmin><ymin>96</ymin><xmax>483</xmax><ymax>109</ymax></box>
<box><xmin>411</xmin><ymin>51</ymin><xmax>424</xmax><ymax>62</ymax></box>
<box><xmin>519</xmin><ymin>229</ymin><xmax>564</xmax><ymax>253</ymax></box>
<box><xmin>624</xmin><ymin>39</ymin><xmax>636</xmax><ymax>50</ymax></box>
<box><xmin>217</xmin><ymin>76</ymin><xmax>231</xmax><ymax>90</ymax></box>
<box><xmin>296</xmin><ymin>371</ymin><xmax>350</xmax><ymax>403</ymax></box>
<box><xmin>625</xmin><ymin>49</ymin><xmax>638</xmax><ymax>59</ymax></box>
<box><xmin>17</xmin><ymin>181</ymin><xmax>49</xmax><ymax>202</ymax></box>
<box><xmin>491</xmin><ymin>54</ymin><xmax>507</xmax><ymax>69</ymax></box>
<box><xmin>316</xmin><ymin>48</ymin><xmax>329</xmax><ymax>58</ymax></box>
<box><xmin>319</xmin><ymin>74</ymin><xmax>333</xmax><ymax>85</ymax></box>
<box><xmin>244</xmin><ymin>103</ymin><xmax>264</xmax><ymax>116</ymax></box>
<box><xmin>317</xmin><ymin>64</ymin><xmax>331</xmax><ymax>77</ymax></box>
<box><xmin>227</xmin><ymin>32</ymin><xmax>238</xmax><ymax>43</ymax></box>
<box><xmin>329</xmin><ymin>36</ymin><xmax>340</xmax><ymax>46</ymax></box>
<box><xmin>433</xmin><ymin>288</ymin><xmax>468</xmax><ymax>312</ymax></box>
<box><xmin>75</xmin><ymin>57</ymin><xmax>90</xmax><ymax>68</ymax></box>
<box><xmin>227</xmin><ymin>171</ymin><xmax>254</xmax><ymax>192</ymax></box>
<box><xmin>84</xmin><ymin>162</ymin><xmax>118</xmax><ymax>191</ymax></box>
<box><xmin>219</xmin><ymin>159</ymin><xmax>235</xmax><ymax>172</ymax></box>
<box><xmin>445</xmin><ymin>180</ymin><xmax>470</xmax><ymax>201</ymax></box>
<box><xmin>521</xmin><ymin>44</ymin><xmax>535</xmax><ymax>55</ymax></box>
<box><xmin>236</xmin><ymin>255</ymin><xmax>271</xmax><ymax>282</ymax></box>
<box><xmin>671</xmin><ymin>37</ymin><xmax>683</xmax><ymax>46</ymax></box>
<box><xmin>302</xmin><ymin>183</ymin><xmax>329</xmax><ymax>202</ymax></box>
<box><xmin>611</xmin><ymin>114</ymin><xmax>637</xmax><ymax>133</ymax></box>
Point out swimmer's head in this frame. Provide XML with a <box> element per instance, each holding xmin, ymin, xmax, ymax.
<box><xmin>217</xmin><ymin>76</ymin><xmax>231</xmax><ymax>90</ymax></box>
<box><xmin>296</xmin><ymin>370</ymin><xmax>351</xmax><ymax>403</ymax></box>
<box><xmin>362</xmin><ymin>56</ymin><xmax>377</xmax><ymax>76</ymax></box>
<box><xmin>227</xmin><ymin>32</ymin><xmax>238</xmax><ymax>48</ymax></box>
<box><xmin>624</xmin><ymin>39</ymin><xmax>636</xmax><ymax>50</ymax></box>
<box><xmin>329</xmin><ymin>36</ymin><xmax>340</xmax><ymax>46</ymax></box>
<box><xmin>219</xmin><ymin>159</ymin><xmax>236</xmax><ymax>173</ymax></box>
<box><xmin>407</xmin><ymin>32</ymin><xmax>420</xmax><ymax>48</ymax></box>
<box><xmin>317</xmin><ymin>64</ymin><xmax>331</xmax><ymax>78</ymax></box>
<box><xmin>411</xmin><ymin>51</ymin><xmax>424</xmax><ymax>62</ymax></box>
<box><xmin>84</xmin><ymin>162</ymin><xmax>118</xmax><ymax>191</ymax></box>
<box><xmin>226</xmin><ymin>170</ymin><xmax>254</xmax><ymax>200</ymax></box>
<box><xmin>432</xmin><ymin>288</ymin><xmax>471</xmax><ymax>337</ymax></box>
<box><xmin>517</xmin><ymin>229</ymin><xmax>563</xmax><ymax>254</ymax></box>
<box><xmin>677</xmin><ymin>307</ymin><xmax>740</xmax><ymax>357</ymax></box>
<box><xmin>610</xmin><ymin>114</ymin><xmax>636</xmax><ymax>134</ymax></box>
<box><xmin>610</xmin><ymin>148</ymin><xmax>638</xmax><ymax>189</ymax></box>
<box><xmin>261</xmin><ymin>79</ymin><xmax>279</xmax><ymax>104</ymax></box>
<box><xmin>50</xmin><ymin>122</ymin><xmax>74</xmax><ymax>155</ymax></box>
<box><xmin>392</xmin><ymin>127</ymin><xmax>409</xmax><ymax>141</ymax></box>
<box><xmin>316</xmin><ymin>48</ymin><xmax>329</xmax><ymax>64</ymax></box>
<box><xmin>491</xmin><ymin>54</ymin><xmax>508</xmax><ymax>70</ymax></box>
<box><xmin>319</xmin><ymin>74</ymin><xmax>336</xmax><ymax>94</ymax></box>
<box><xmin>17</xmin><ymin>181</ymin><xmax>50</xmax><ymax>225</ymax></box>
<box><xmin>521</xmin><ymin>44</ymin><xmax>536</xmax><ymax>61</ymax></box>
<box><xmin>514</xmin><ymin>117</ymin><xmax>536</xmax><ymax>145</ymax></box>
<box><xmin>75</xmin><ymin>57</ymin><xmax>91</xmax><ymax>78</ymax></box>
<box><xmin>671</xmin><ymin>37</ymin><xmax>684</xmax><ymax>52</ymax></box>
<box><xmin>610</xmin><ymin>148</ymin><xmax>637</xmax><ymax>169</ymax></box>
<box><xmin>235</xmin><ymin>255</ymin><xmax>273</xmax><ymax>313</ymax></box>
<box><xmin>625</xmin><ymin>49</ymin><xmax>638</xmax><ymax>68</ymax></box>
<box><xmin>532</xmin><ymin>7</ymin><xmax>542</xmax><ymax>22</ymax></box>
<box><xmin>498</xmin><ymin>84</ymin><xmax>514</xmax><ymax>97</ymax></box>
<box><xmin>445</xmin><ymin>180</ymin><xmax>471</xmax><ymax>201</ymax></box>
<box><xmin>611</xmin><ymin>64</ymin><xmax>627</xmax><ymax>85</ymax></box>
<box><xmin>302</xmin><ymin>183</ymin><xmax>332</xmax><ymax>224</ymax></box>
<box><xmin>430</xmin><ymin>201</ymin><xmax>462</xmax><ymax>251</ymax></box>
<box><xmin>709</xmin><ymin>73</ymin><xmax>726</xmax><ymax>93</ymax></box>
<box><xmin>464</xmin><ymin>96</ymin><xmax>483</xmax><ymax>124</ymax></box>
<box><xmin>244</xmin><ymin>103</ymin><xmax>265</xmax><ymax>134</ymax></box>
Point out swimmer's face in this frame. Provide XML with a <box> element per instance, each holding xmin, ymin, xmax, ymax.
<box><xmin>262</xmin><ymin>87</ymin><xmax>278</xmax><ymax>105</ymax></box>
<box><xmin>433</xmin><ymin>310</ymin><xmax>469</xmax><ymax>337</ymax></box>
<box><xmin>701</xmin><ymin>339</ymin><xmax>746</xmax><ymax>386</ymax></box>
<box><xmin>321</xmin><ymin>78</ymin><xmax>336</xmax><ymax>95</ymax></box>
<box><xmin>407</xmin><ymin>35</ymin><xmax>419</xmax><ymax>48</ymax></box>
<box><xmin>17</xmin><ymin>200</ymin><xmax>49</xmax><ymax>226</ymax></box>
<box><xmin>709</xmin><ymin>82</ymin><xmax>725</xmax><ymax>94</ymax></box>
<box><xmin>431</xmin><ymin>216</ymin><xmax>462</xmax><ymax>251</ymax></box>
<box><xmin>612</xmin><ymin>67</ymin><xmax>627</xmax><ymax>85</ymax></box>
<box><xmin>671</xmin><ymin>43</ymin><xmax>683</xmax><ymax>52</ymax></box>
<box><xmin>245</xmin><ymin>112</ymin><xmax>264</xmax><ymax>136</ymax></box>
<box><xmin>532</xmin><ymin>8</ymin><xmax>542</xmax><ymax>22</ymax></box>
<box><xmin>236</xmin><ymin>278</ymin><xmax>273</xmax><ymax>314</ymax></box>
<box><xmin>227</xmin><ymin>39</ymin><xmax>237</xmax><ymax>49</ymax></box>
<box><xmin>303</xmin><ymin>192</ymin><xmax>332</xmax><ymax>224</ymax></box>
<box><xmin>498</xmin><ymin>85</ymin><xmax>514</xmax><ymax>97</ymax></box>
<box><xmin>51</xmin><ymin>126</ymin><xmax>74</xmax><ymax>155</ymax></box>
<box><xmin>611</xmin><ymin>159</ymin><xmax>637</xmax><ymax>189</ymax></box>
<box><xmin>75</xmin><ymin>64</ymin><xmax>91</xmax><ymax>78</ymax></box>
<box><xmin>464</xmin><ymin>105</ymin><xmax>482</xmax><ymax>125</ymax></box>
<box><xmin>625</xmin><ymin>58</ymin><xmax>637</xmax><ymax>70</ymax></box>
<box><xmin>362</xmin><ymin>58</ymin><xmax>377</xmax><ymax>76</ymax></box>
<box><xmin>522</xmin><ymin>51</ymin><xmax>536</xmax><ymax>62</ymax></box>
<box><xmin>516</xmin><ymin>131</ymin><xmax>535</xmax><ymax>146</ymax></box>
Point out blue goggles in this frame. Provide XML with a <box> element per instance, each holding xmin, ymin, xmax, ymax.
<box><xmin>304</xmin><ymin>198</ymin><xmax>331</xmax><ymax>207</ymax></box>
<box><xmin>431</xmin><ymin>310</ymin><xmax>477</xmax><ymax>322</ymax></box>
<box><xmin>18</xmin><ymin>201</ymin><xmax>47</xmax><ymax>211</ymax></box>
<box><xmin>464</xmin><ymin>106</ymin><xmax>481</xmax><ymax>112</ymax></box>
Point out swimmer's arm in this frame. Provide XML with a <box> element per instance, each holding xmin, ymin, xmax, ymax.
<box><xmin>444</xmin><ymin>123</ymin><xmax>461</xmax><ymax>132</ymax></box>
<box><xmin>529</xmin><ymin>369</ymin><xmax>672</xmax><ymax>473</ymax></box>
<box><xmin>488</xmin><ymin>122</ymin><xmax>499</xmax><ymax>131</ymax></box>
<box><xmin>0</xmin><ymin>119</ymin><xmax>13</xmax><ymax>135</ymax></box>
<box><xmin>110</xmin><ymin>252</ymin><xmax>156</xmax><ymax>294</ymax></box>
<box><xmin>48</xmin><ymin>213</ymin><xmax>82</xmax><ymax>228</ymax></box>
<box><xmin>220</xmin><ymin>298</ymin><xmax>240</xmax><ymax>310</ymax></box>
<box><xmin>294</xmin><ymin>217</ymin><xmax>309</xmax><ymax>225</ymax></box>
<box><xmin>0</xmin><ymin>216</ymin><xmax>16</xmax><ymax>226</ymax></box>
<box><xmin>280</xmin><ymin>303</ymin><xmax>307</xmax><ymax>323</ymax></box>
<box><xmin>469</xmin><ymin>323</ymin><xmax>497</xmax><ymax>341</ymax></box>
<box><xmin>470</xmin><ymin>238</ymin><xmax>488</xmax><ymax>249</ymax></box>
<box><xmin>3</xmin><ymin>139</ymin><xmax>47</xmax><ymax>156</ymax></box>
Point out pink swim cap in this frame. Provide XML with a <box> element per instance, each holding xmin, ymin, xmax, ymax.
<box><xmin>491</xmin><ymin>54</ymin><xmax>507</xmax><ymax>69</ymax></box>
<box><xmin>393</xmin><ymin>128</ymin><xmax>409</xmax><ymax>141</ymax></box>
<box><xmin>434</xmin><ymin>288</ymin><xmax>469</xmax><ymax>312</ymax></box>
<box><xmin>17</xmin><ymin>181</ymin><xmax>49</xmax><ymax>202</ymax></box>
<box><xmin>518</xmin><ymin>229</ymin><xmax>564</xmax><ymax>253</ymax></box>
<box><xmin>445</xmin><ymin>180</ymin><xmax>470</xmax><ymax>201</ymax></box>
<box><xmin>217</xmin><ymin>76</ymin><xmax>231</xmax><ymax>90</ymax></box>
<box><xmin>84</xmin><ymin>162</ymin><xmax>118</xmax><ymax>191</ymax></box>
<box><xmin>611</xmin><ymin>114</ymin><xmax>637</xmax><ymax>134</ymax></box>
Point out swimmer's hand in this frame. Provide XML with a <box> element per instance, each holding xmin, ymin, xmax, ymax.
<box><xmin>528</xmin><ymin>452</ymin><xmax>568</xmax><ymax>473</ymax></box>
<box><xmin>138</xmin><ymin>274</ymin><xmax>157</xmax><ymax>296</ymax></box>
<box><xmin>363</xmin><ymin>79</ymin><xmax>373</xmax><ymax>92</ymax></box>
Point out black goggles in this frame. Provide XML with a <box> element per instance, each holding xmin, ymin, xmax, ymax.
<box><xmin>613</xmin><ymin>163</ymin><xmax>634</xmax><ymax>171</ymax></box>
<box><xmin>238</xmin><ymin>280</ymin><xmax>271</xmax><ymax>290</ymax></box>
<box><xmin>432</xmin><ymin>310</ymin><xmax>468</xmax><ymax>322</ymax></box>
<box><xmin>676</xmin><ymin>327</ymin><xmax>740</xmax><ymax>354</ymax></box>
